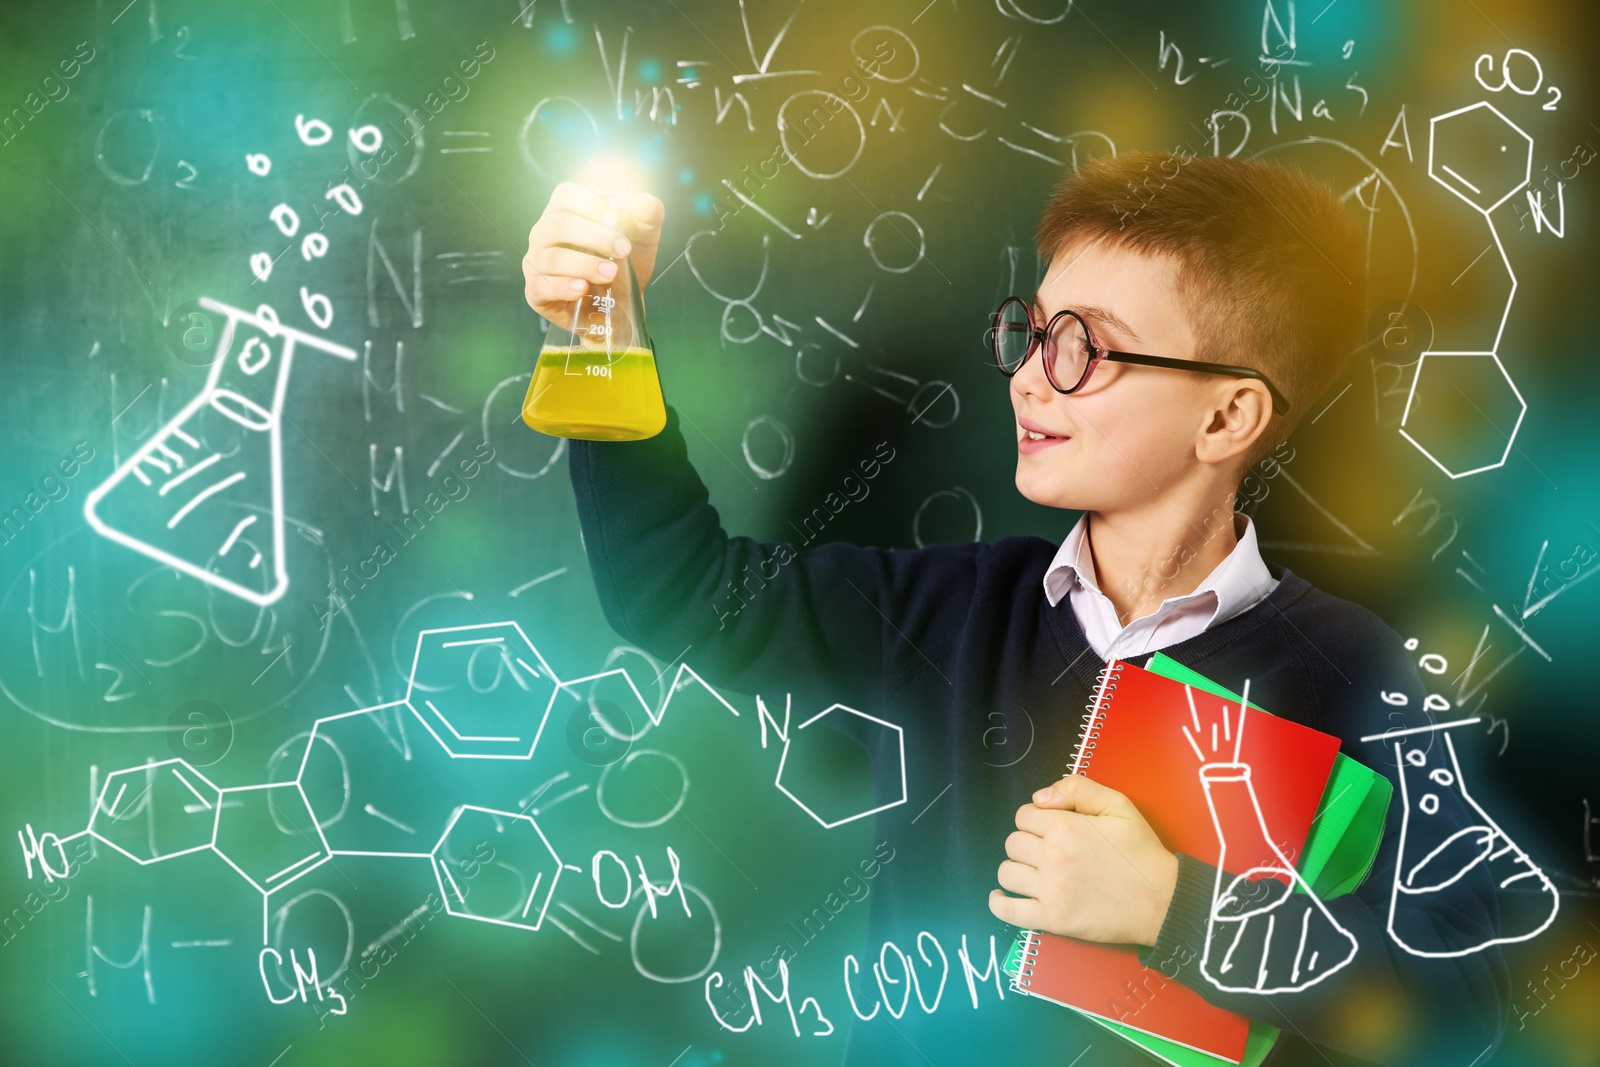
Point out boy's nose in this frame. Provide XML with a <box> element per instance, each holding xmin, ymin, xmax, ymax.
<box><xmin>1010</xmin><ymin>347</ymin><xmax>1057</xmax><ymax>403</ymax></box>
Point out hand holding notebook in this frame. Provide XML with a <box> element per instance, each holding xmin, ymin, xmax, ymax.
<box><xmin>999</xmin><ymin>772</ymin><xmax>1184</xmax><ymax>948</ymax></box>
<box><xmin>1005</xmin><ymin>658</ymin><xmax>1344</xmax><ymax>1062</ymax></box>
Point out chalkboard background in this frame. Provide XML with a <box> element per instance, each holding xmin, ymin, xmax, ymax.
<box><xmin>1</xmin><ymin>0</ymin><xmax>1597</xmax><ymax>1064</ymax></box>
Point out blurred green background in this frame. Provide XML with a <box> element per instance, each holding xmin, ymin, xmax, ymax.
<box><xmin>0</xmin><ymin>0</ymin><xmax>1597</xmax><ymax>1064</ymax></box>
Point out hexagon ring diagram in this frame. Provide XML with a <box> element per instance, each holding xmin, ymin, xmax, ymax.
<box><xmin>1428</xmin><ymin>101</ymin><xmax>1532</xmax><ymax>215</ymax></box>
<box><xmin>430</xmin><ymin>806</ymin><xmax>563</xmax><ymax>931</ymax></box>
<box><xmin>1399</xmin><ymin>352</ymin><xmax>1528</xmax><ymax>478</ymax></box>
<box><xmin>406</xmin><ymin>622</ymin><xmax>562</xmax><ymax>759</ymax></box>
<box><xmin>775</xmin><ymin>704</ymin><xmax>907</xmax><ymax>829</ymax></box>
<box><xmin>89</xmin><ymin>758</ymin><xmax>222</xmax><ymax>865</ymax></box>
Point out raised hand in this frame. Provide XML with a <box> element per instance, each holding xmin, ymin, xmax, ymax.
<box><xmin>523</xmin><ymin>182</ymin><xmax>665</xmax><ymax>332</ymax></box>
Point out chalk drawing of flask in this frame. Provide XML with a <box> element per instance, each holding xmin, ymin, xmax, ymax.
<box><xmin>1382</xmin><ymin>720</ymin><xmax>1557</xmax><ymax>957</ymax></box>
<box><xmin>1198</xmin><ymin>762</ymin><xmax>1359</xmax><ymax>994</ymax></box>
<box><xmin>83</xmin><ymin>299</ymin><xmax>356</xmax><ymax>607</ymax></box>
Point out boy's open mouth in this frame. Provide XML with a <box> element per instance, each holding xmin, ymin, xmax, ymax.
<box><xmin>1018</xmin><ymin>418</ymin><xmax>1070</xmax><ymax>451</ymax></box>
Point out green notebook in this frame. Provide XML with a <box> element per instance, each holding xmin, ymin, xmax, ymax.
<box><xmin>1004</xmin><ymin>653</ymin><xmax>1392</xmax><ymax>1067</ymax></box>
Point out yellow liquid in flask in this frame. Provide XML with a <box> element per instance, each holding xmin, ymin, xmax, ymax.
<box><xmin>522</xmin><ymin>345</ymin><xmax>666</xmax><ymax>441</ymax></box>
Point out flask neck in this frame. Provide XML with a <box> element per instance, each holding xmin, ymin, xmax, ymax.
<box><xmin>1200</xmin><ymin>764</ymin><xmax>1292</xmax><ymax>874</ymax></box>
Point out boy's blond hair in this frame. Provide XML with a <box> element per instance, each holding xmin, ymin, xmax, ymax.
<box><xmin>1034</xmin><ymin>151</ymin><xmax>1367</xmax><ymax>468</ymax></box>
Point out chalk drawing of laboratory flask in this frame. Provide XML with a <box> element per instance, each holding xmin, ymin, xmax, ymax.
<box><xmin>1368</xmin><ymin>719</ymin><xmax>1558</xmax><ymax>958</ymax></box>
<box><xmin>83</xmin><ymin>299</ymin><xmax>356</xmax><ymax>607</ymax></box>
<box><xmin>1185</xmin><ymin>687</ymin><xmax>1357</xmax><ymax>995</ymax></box>
<box><xmin>1197</xmin><ymin>762</ymin><xmax>1360</xmax><ymax>994</ymax></box>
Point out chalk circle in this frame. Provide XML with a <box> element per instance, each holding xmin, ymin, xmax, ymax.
<box><xmin>908</xmin><ymin>380</ymin><xmax>960</xmax><ymax>429</ymax></box>
<box><xmin>270</xmin><ymin>887</ymin><xmax>354</xmax><ymax>990</ymax></box>
<box><xmin>912</xmin><ymin>486</ymin><xmax>982</xmax><ymax>548</ymax></box>
<box><xmin>720</xmin><ymin>300</ymin><xmax>763</xmax><ymax>344</ymax></box>
<box><xmin>741</xmin><ymin>415</ymin><xmax>795</xmax><ymax>480</ymax></box>
<box><xmin>631</xmin><ymin>881</ymin><xmax>721</xmax><ymax>983</ymax></box>
<box><xmin>1067</xmin><ymin>130</ymin><xmax>1118</xmax><ymax>171</ymax></box>
<box><xmin>851</xmin><ymin>25</ymin><xmax>920</xmax><ymax>84</ymax></box>
<box><xmin>165</xmin><ymin>698</ymin><xmax>235</xmax><ymax>767</ymax></box>
<box><xmin>481</xmin><ymin>373</ymin><xmax>567</xmax><ymax>480</ymax></box>
<box><xmin>864</xmin><ymin>211</ymin><xmax>926</xmax><ymax>274</ymax></box>
<box><xmin>268</xmin><ymin>729</ymin><xmax>349</xmax><ymax>831</ymax></box>
<box><xmin>94</xmin><ymin>108</ymin><xmax>161</xmax><ymax>187</ymax></box>
<box><xmin>795</xmin><ymin>342</ymin><xmax>839</xmax><ymax>387</ymax></box>
<box><xmin>597</xmin><ymin>748</ymin><xmax>688</xmax><ymax>828</ymax></box>
<box><xmin>238</xmin><ymin>337</ymin><xmax>272</xmax><ymax>375</ymax></box>
<box><xmin>685</xmin><ymin>229</ymin><xmax>771</xmax><ymax>306</ymax></box>
<box><xmin>1498</xmin><ymin>49</ymin><xmax>1544</xmax><ymax>94</ymax></box>
<box><xmin>997</xmin><ymin>0</ymin><xmax>1073</xmax><ymax>25</ymax></box>
<box><xmin>778</xmin><ymin>91</ymin><xmax>865</xmax><ymax>180</ymax></box>
<box><xmin>348</xmin><ymin>94</ymin><xmax>423</xmax><ymax>185</ymax></box>
<box><xmin>520</xmin><ymin>96</ymin><xmax>600</xmax><ymax>182</ymax></box>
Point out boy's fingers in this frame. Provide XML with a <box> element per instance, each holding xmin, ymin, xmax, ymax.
<box><xmin>987</xmin><ymin>887</ymin><xmax>1042</xmax><ymax>929</ymax></box>
<box><xmin>526</xmin><ymin>272</ymin><xmax>587</xmax><ymax>308</ymax></box>
<box><xmin>1032</xmin><ymin>774</ymin><xmax>1129</xmax><ymax>817</ymax></box>
<box><xmin>534</xmin><ymin>246</ymin><xmax>619</xmax><ymax>285</ymax></box>
<box><xmin>996</xmin><ymin>859</ymin><xmax>1040</xmax><ymax>898</ymax></box>
<box><xmin>1013</xmin><ymin>804</ymin><xmax>1059</xmax><ymax>837</ymax></box>
<box><xmin>1004</xmin><ymin>829</ymin><xmax>1043</xmax><ymax>865</ymax></box>
<box><xmin>543</xmin><ymin>210</ymin><xmax>633</xmax><ymax>259</ymax></box>
<box><xmin>624</xmin><ymin>192</ymin><xmax>665</xmax><ymax>285</ymax></box>
<box><xmin>629</xmin><ymin>192</ymin><xmax>665</xmax><ymax>229</ymax></box>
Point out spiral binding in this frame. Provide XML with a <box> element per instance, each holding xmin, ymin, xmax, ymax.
<box><xmin>1015</xmin><ymin>661</ymin><xmax>1126</xmax><ymax>996</ymax></box>
<box><xmin>1067</xmin><ymin>660</ymin><xmax>1124</xmax><ymax>776</ymax></box>
<box><xmin>1011</xmin><ymin>929</ymin><xmax>1043</xmax><ymax>990</ymax></box>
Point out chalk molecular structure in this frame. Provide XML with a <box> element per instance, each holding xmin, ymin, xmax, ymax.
<box><xmin>1402</xmin><ymin>102</ymin><xmax>1532</xmax><ymax>478</ymax></box>
<box><xmin>21</xmin><ymin>621</ymin><xmax>907</xmax><ymax>945</ymax></box>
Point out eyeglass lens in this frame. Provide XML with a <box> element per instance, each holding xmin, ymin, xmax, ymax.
<box><xmin>993</xmin><ymin>300</ymin><xmax>1093</xmax><ymax>390</ymax></box>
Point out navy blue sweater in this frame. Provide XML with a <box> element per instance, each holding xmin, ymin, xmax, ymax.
<box><xmin>568</xmin><ymin>402</ymin><xmax>1509</xmax><ymax>1067</ymax></box>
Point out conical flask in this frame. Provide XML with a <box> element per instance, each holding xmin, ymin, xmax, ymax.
<box><xmin>1198</xmin><ymin>763</ymin><xmax>1358</xmax><ymax>994</ymax></box>
<box><xmin>1385</xmin><ymin>723</ymin><xmax>1558</xmax><ymax>957</ymax></box>
<box><xmin>82</xmin><ymin>298</ymin><xmax>358</xmax><ymax>607</ymax></box>
<box><xmin>523</xmin><ymin>188</ymin><xmax>666</xmax><ymax>441</ymax></box>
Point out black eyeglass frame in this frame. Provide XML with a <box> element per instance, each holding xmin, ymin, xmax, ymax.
<box><xmin>989</xmin><ymin>296</ymin><xmax>1290</xmax><ymax>417</ymax></box>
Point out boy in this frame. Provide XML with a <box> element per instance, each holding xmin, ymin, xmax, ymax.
<box><xmin>523</xmin><ymin>153</ymin><xmax>1508</xmax><ymax>1065</ymax></box>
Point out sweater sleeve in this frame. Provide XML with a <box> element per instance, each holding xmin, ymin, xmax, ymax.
<box><xmin>565</xmin><ymin>399</ymin><xmax>980</xmax><ymax>711</ymax></box>
<box><xmin>1135</xmin><ymin>634</ymin><xmax>1511</xmax><ymax>1066</ymax></box>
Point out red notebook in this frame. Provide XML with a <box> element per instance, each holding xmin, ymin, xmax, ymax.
<box><xmin>1011</xmin><ymin>659</ymin><xmax>1341</xmax><ymax>1061</ymax></box>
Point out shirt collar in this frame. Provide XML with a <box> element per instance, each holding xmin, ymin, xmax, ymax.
<box><xmin>1041</xmin><ymin>510</ymin><xmax>1274</xmax><ymax>624</ymax></box>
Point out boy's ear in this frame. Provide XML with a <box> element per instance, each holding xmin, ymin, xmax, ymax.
<box><xmin>1196</xmin><ymin>380</ymin><xmax>1273</xmax><ymax>467</ymax></box>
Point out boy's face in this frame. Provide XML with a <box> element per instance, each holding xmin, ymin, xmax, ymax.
<box><xmin>1010</xmin><ymin>239</ymin><xmax>1212</xmax><ymax>513</ymax></box>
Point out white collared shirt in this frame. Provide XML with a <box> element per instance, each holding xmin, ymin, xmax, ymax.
<box><xmin>1042</xmin><ymin>511</ymin><xmax>1279</xmax><ymax>662</ymax></box>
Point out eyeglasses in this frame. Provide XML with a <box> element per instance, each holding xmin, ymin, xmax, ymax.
<box><xmin>989</xmin><ymin>296</ymin><xmax>1290</xmax><ymax>416</ymax></box>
